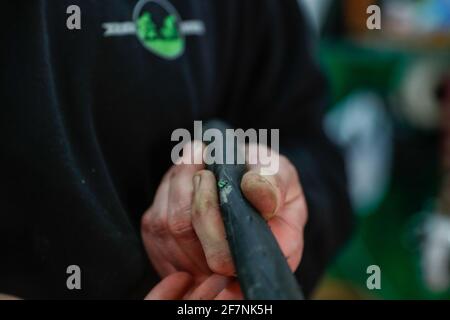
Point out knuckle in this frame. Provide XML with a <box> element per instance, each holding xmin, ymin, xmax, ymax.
<box><xmin>171</xmin><ymin>164</ymin><xmax>199</xmax><ymax>182</ymax></box>
<box><xmin>141</xmin><ymin>211</ymin><xmax>152</xmax><ymax>234</ymax></box>
<box><xmin>170</xmin><ymin>163</ymin><xmax>192</xmax><ymax>177</ymax></box>
<box><xmin>169</xmin><ymin>199</ymin><xmax>193</xmax><ymax>218</ymax></box>
<box><xmin>169</xmin><ymin>164</ymin><xmax>182</xmax><ymax>177</ymax></box>
<box><xmin>148</xmin><ymin>217</ymin><xmax>169</xmax><ymax>239</ymax></box>
<box><xmin>168</xmin><ymin>215</ymin><xmax>196</xmax><ymax>241</ymax></box>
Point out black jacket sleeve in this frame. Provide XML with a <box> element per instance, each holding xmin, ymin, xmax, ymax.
<box><xmin>214</xmin><ymin>0</ymin><xmax>354</xmax><ymax>297</ymax></box>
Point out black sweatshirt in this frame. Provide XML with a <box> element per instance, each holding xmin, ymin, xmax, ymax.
<box><xmin>1</xmin><ymin>0</ymin><xmax>352</xmax><ymax>299</ymax></box>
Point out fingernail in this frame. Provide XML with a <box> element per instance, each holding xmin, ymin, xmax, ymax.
<box><xmin>193</xmin><ymin>174</ymin><xmax>201</xmax><ymax>191</ymax></box>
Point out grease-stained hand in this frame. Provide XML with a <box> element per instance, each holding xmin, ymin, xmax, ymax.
<box><xmin>141</xmin><ymin>142</ymin><xmax>308</xmax><ymax>300</ymax></box>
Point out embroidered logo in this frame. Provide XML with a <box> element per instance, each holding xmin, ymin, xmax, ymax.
<box><xmin>102</xmin><ymin>0</ymin><xmax>205</xmax><ymax>60</ymax></box>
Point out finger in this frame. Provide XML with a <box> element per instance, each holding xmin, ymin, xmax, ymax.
<box><xmin>246</xmin><ymin>144</ymin><xmax>301</xmax><ymax>195</ymax></box>
<box><xmin>243</xmin><ymin>144</ymin><xmax>302</xmax><ymax>220</ymax></box>
<box><xmin>0</xmin><ymin>294</ymin><xmax>21</xmax><ymax>300</ymax></box>
<box><xmin>142</xmin><ymin>168</ymin><xmax>199</xmax><ymax>276</ymax></box>
<box><xmin>167</xmin><ymin>162</ymin><xmax>210</xmax><ymax>274</ymax></box>
<box><xmin>215</xmin><ymin>280</ymin><xmax>243</xmax><ymax>300</ymax></box>
<box><xmin>242</xmin><ymin>145</ymin><xmax>306</xmax><ymax>272</ymax></box>
<box><xmin>145</xmin><ymin>272</ymin><xmax>193</xmax><ymax>300</ymax></box>
<box><xmin>142</xmin><ymin>171</ymin><xmax>176</xmax><ymax>277</ymax></box>
<box><xmin>164</xmin><ymin>142</ymin><xmax>207</xmax><ymax>274</ymax></box>
<box><xmin>187</xmin><ymin>274</ymin><xmax>232</xmax><ymax>300</ymax></box>
<box><xmin>241</xmin><ymin>170</ymin><xmax>281</xmax><ymax>220</ymax></box>
<box><xmin>242</xmin><ymin>144</ymin><xmax>283</xmax><ymax>219</ymax></box>
<box><xmin>192</xmin><ymin>170</ymin><xmax>235</xmax><ymax>276</ymax></box>
<box><xmin>268</xmin><ymin>196</ymin><xmax>308</xmax><ymax>271</ymax></box>
<box><xmin>143</xmin><ymin>232</ymin><xmax>177</xmax><ymax>277</ymax></box>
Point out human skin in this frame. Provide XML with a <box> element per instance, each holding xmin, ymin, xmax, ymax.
<box><xmin>142</xmin><ymin>142</ymin><xmax>308</xmax><ymax>300</ymax></box>
<box><xmin>0</xmin><ymin>144</ymin><xmax>307</xmax><ymax>300</ymax></box>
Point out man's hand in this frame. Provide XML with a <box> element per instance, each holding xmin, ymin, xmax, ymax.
<box><xmin>141</xmin><ymin>142</ymin><xmax>308</xmax><ymax>299</ymax></box>
<box><xmin>0</xmin><ymin>294</ymin><xmax>20</xmax><ymax>300</ymax></box>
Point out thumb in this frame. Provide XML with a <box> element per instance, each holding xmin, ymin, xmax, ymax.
<box><xmin>240</xmin><ymin>170</ymin><xmax>283</xmax><ymax>221</ymax></box>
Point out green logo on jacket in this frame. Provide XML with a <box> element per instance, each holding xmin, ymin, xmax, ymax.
<box><xmin>135</xmin><ymin>0</ymin><xmax>184</xmax><ymax>59</ymax></box>
<box><xmin>102</xmin><ymin>0</ymin><xmax>205</xmax><ymax>60</ymax></box>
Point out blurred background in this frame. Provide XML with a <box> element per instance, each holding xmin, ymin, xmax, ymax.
<box><xmin>297</xmin><ymin>0</ymin><xmax>450</xmax><ymax>299</ymax></box>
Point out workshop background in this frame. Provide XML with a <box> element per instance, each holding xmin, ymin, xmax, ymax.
<box><xmin>298</xmin><ymin>0</ymin><xmax>450</xmax><ymax>299</ymax></box>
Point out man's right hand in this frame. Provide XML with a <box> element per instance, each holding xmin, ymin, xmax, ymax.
<box><xmin>141</xmin><ymin>141</ymin><xmax>241</xmax><ymax>299</ymax></box>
